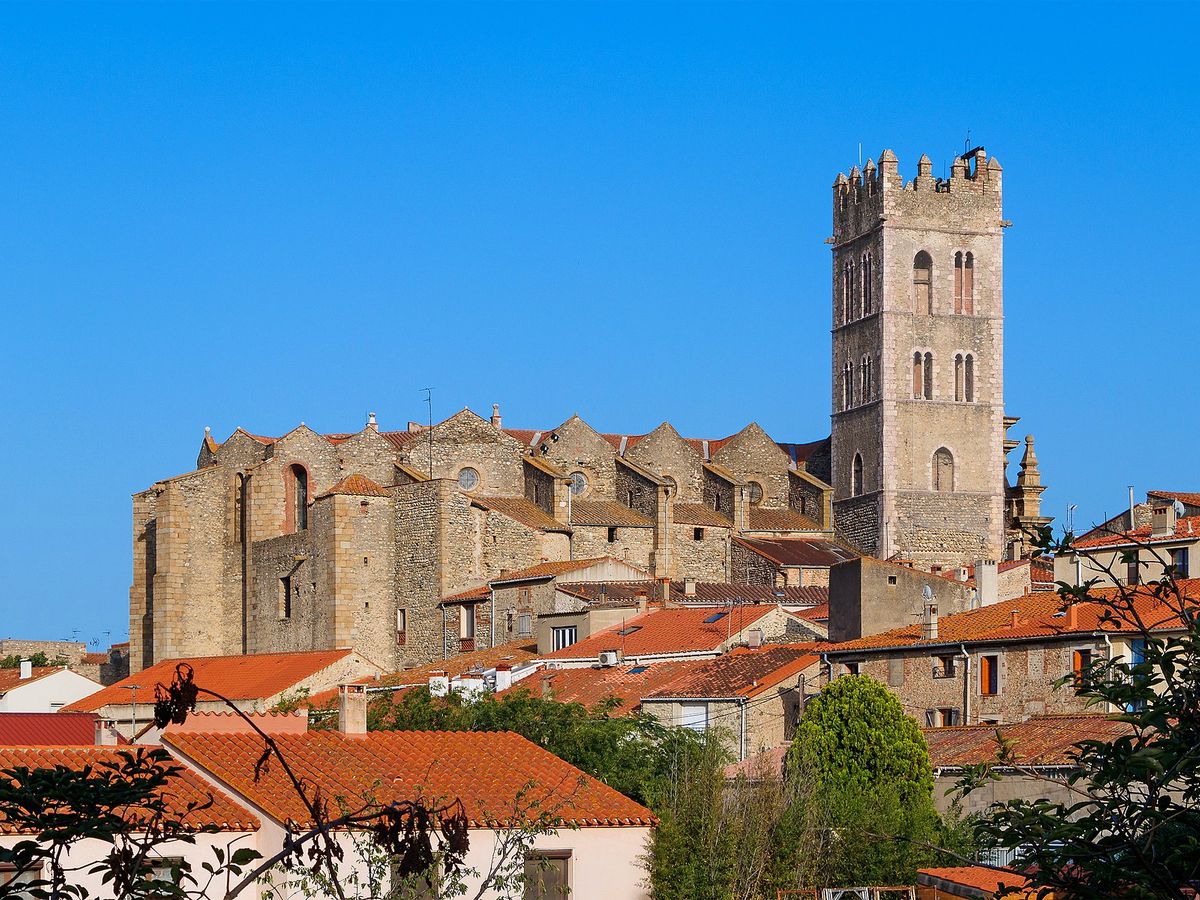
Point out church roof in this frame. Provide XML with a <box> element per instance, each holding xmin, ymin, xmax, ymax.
<box><xmin>316</xmin><ymin>474</ymin><xmax>389</xmax><ymax>499</ymax></box>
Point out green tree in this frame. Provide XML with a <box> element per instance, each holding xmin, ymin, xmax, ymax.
<box><xmin>961</xmin><ymin>527</ymin><xmax>1200</xmax><ymax>899</ymax></box>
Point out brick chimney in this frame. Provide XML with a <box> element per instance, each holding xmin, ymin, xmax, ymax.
<box><xmin>338</xmin><ymin>684</ymin><xmax>367</xmax><ymax>735</ymax></box>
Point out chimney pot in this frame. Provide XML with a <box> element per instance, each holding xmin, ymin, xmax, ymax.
<box><xmin>684</xmin><ymin>578</ymin><xmax>696</xmax><ymax>597</ymax></box>
<box><xmin>18</xmin><ymin>659</ymin><xmax>31</xmax><ymax>680</ymax></box>
<box><xmin>428</xmin><ymin>671</ymin><xmax>449</xmax><ymax>698</ymax></box>
<box><xmin>94</xmin><ymin>718</ymin><xmax>119</xmax><ymax>746</ymax></box>
<box><xmin>490</xmin><ymin>404</ymin><xmax>502</xmax><ymax>429</ymax></box>
<box><xmin>337</xmin><ymin>683</ymin><xmax>368</xmax><ymax>735</ymax></box>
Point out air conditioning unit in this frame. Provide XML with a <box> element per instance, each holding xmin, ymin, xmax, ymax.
<box><xmin>598</xmin><ymin>650</ymin><xmax>619</xmax><ymax>667</ymax></box>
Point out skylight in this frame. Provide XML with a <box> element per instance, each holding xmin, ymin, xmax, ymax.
<box><xmin>617</xmin><ymin>625</ymin><xmax>642</xmax><ymax>636</ymax></box>
<box><xmin>628</xmin><ymin>666</ymin><xmax>648</xmax><ymax>674</ymax></box>
<box><xmin>703</xmin><ymin>611</ymin><xmax>728</xmax><ymax>623</ymax></box>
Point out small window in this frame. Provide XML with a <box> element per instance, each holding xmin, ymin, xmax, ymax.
<box><xmin>933</xmin><ymin>448</ymin><xmax>955</xmax><ymax>492</ymax></box>
<box><xmin>863</xmin><ymin>253</ymin><xmax>873</xmax><ymax>315</ymax></box>
<box><xmin>1072</xmin><ymin>648</ymin><xmax>1093</xmax><ymax>686</ymax></box>
<box><xmin>524</xmin><ymin>850</ymin><xmax>571</xmax><ymax>900</ymax></box>
<box><xmin>518</xmin><ymin>586</ymin><xmax>532</xmax><ymax>608</ymax></box>
<box><xmin>680</xmin><ymin>704</ymin><xmax>708</xmax><ymax>733</ymax></box>
<box><xmin>396</xmin><ymin>609</ymin><xmax>407</xmax><ymax>646</ymax></box>
<box><xmin>964</xmin><ymin>354</ymin><xmax>975</xmax><ymax>402</ymax></box>
<box><xmin>747</xmin><ymin>481</ymin><xmax>764</xmax><ymax>505</ymax></box>
<box><xmin>912</xmin><ymin>352</ymin><xmax>923</xmax><ymax>399</ymax></box>
<box><xmin>913</xmin><ymin>251</ymin><xmax>933</xmax><ymax>315</ymax></box>
<box><xmin>457</xmin><ymin>467</ymin><xmax>480</xmax><ymax>492</ymax></box>
<box><xmin>517</xmin><ymin>614</ymin><xmax>532</xmax><ymax>636</ymax></box>
<box><xmin>939</xmin><ymin>707</ymin><xmax>961</xmax><ymax>727</ymax></box>
<box><xmin>280</xmin><ymin>575</ymin><xmax>293</xmax><ymax>619</ymax></box>
<box><xmin>459</xmin><ymin>605</ymin><xmax>476</xmax><ymax>641</ymax></box>
<box><xmin>551</xmin><ymin>626</ymin><xmax>578</xmax><ymax>652</ymax></box>
<box><xmin>851</xmin><ymin>453</ymin><xmax>864</xmax><ymax>497</ymax></box>
<box><xmin>147</xmin><ymin>857</ymin><xmax>185</xmax><ymax>885</ymax></box>
<box><xmin>844</xmin><ymin>662</ymin><xmax>860</xmax><ymax>676</ymax></box>
<box><xmin>569</xmin><ymin>472</ymin><xmax>588</xmax><ymax>496</ymax></box>
<box><xmin>923</xmin><ymin>352</ymin><xmax>934</xmax><ymax>400</ymax></box>
<box><xmin>288</xmin><ymin>464</ymin><xmax>308</xmax><ymax>532</ymax></box>
<box><xmin>1171</xmin><ymin>548</ymin><xmax>1190</xmax><ymax>578</ymax></box>
<box><xmin>628</xmin><ymin>665</ymin><xmax>648</xmax><ymax>675</ymax></box>
<box><xmin>887</xmin><ymin>575</ymin><xmax>897</xmax><ymax>585</ymax></box>
<box><xmin>963</xmin><ymin>252</ymin><xmax>975</xmax><ymax>315</ymax></box>
<box><xmin>954</xmin><ymin>354</ymin><xmax>964</xmax><ymax>402</ymax></box>
<box><xmin>607</xmin><ymin>526</ymin><xmax>618</xmax><ymax>543</ymax></box>
<box><xmin>714</xmin><ymin>493</ymin><xmax>723</xmax><ymax>513</ymax></box>
<box><xmin>980</xmin><ymin>654</ymin><xmax>999</xmax><ymax>696</ymax></box>
<box><xmin>626</xmin><ymin>489</ymin><xmax>636</xmax><ymax>507</ymax></box>
<box><xmin>1126</xmin><ymin>558</ymin><xmax>1140</xmax><ymax>586</ymax></box>
<box><xmin>933</xmin><ymin>655</ymin><xmax>957</xmax><ymax>679</ymax></box>
<box><xmin>693</xmin><ymin>527</ymin><xmax>704</xmax><ymax>541</ymax></box>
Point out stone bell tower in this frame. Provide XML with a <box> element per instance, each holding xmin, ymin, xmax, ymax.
<box><xmin>829</xmin><ymin>147</ymin><xmax>1006</xmax><ymax>568</ymax></box>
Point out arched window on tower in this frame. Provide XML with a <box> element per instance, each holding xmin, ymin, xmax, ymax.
<box><xmin>954</xmin><ymin>252</ymin><xmax>964</xmax><ymax>315</ymax></box>
<box><xmin>863</xmin><ymin>253</ymin><xmax>873</xmax><ymax>315</ymax></box>
<box><xmin>288</xmin><ymin>464</ymin><xmax>308</xmax><ymax>532</ymax></box>
<box><xmin>965</xmin><ymin>354</ymin><xmax>975</xmax><ymax>402</ymax></box>
<box><xmin>912</xmin><ymin>352</ymin><xmax>923</xmax><ymax>399</ymax></box>
<box><xmin>841</xmin><ymin>264</ymin><xmax>852</xmax><ymax>324</ymax></box>
<box><xmin>860</xmin><ymin>354</ymin><xmax>872</xmax><ymax>402</ymax></box>
<box><xmin>963</xmin><ymin>252</ymin><xmax>975</xmax><ymax>315</ymax></box>
<box><xmin>954</xmin><ymin>354</ymin><xmax>965</xmax><ymax>402</ymax></box>
<box><xmin>852</xmin><ymin>453</ymin><xmax>864</xmax><ymax>497</ymax></box>
<box><xmin>923</xmin><ymin>352</ymin><xmax>934</xmax><ymax>400</ymax></box>
<box><xmin>933</xmin><ymin>448</ymin><xmax>955</xmax><ymax>492</ymax></box>
<box><xmin>913</xmin><ymin>251</ymin><xmax>933</xmax><ymax>315</ymax></box>
<box><xmin>843</xmin><ymin>360</ymin><xmax>854</xmax><ymax>409</ymax></box>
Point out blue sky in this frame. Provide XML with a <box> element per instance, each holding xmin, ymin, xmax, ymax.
<box><xmin>0</xmin><ymin>3</ymin><xmax>1195</xmax><ymax>645</ymax></box>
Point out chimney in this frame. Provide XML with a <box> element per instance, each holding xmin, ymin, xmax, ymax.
<box><xmin>457</xmin><ymin>673</ymin><xmax>485</xmax><ymax>703</ymax></box>
<box><xmin>975</xmin><ymin>560</ymin><xmax>999</xmax><ymax>607</ymax></box>
<box><xmin>747</xmin><ymin>628</ymin><xmax>763</xmax><ymax>649</ymax></box>
<box><xmin>18</xmin><ymin>659</ymin><xmax>31</xmax><ymax>680</ymax></box>
<box><xmin>490</xmin><ymin>404</ymin><xmax>502</xmax><ymax>429</ymax></box>
<box><xmin>494</xmin><ymin>663</ymin><xmax>513</xmax><ymax>693</ymax></box>
<box><xmin>1066</xmin><ymin>605</ymin><xmax>1078</xmax><ymax>630</ymax></box>
<box><xmin>683</xmin><ymin>578</ymin><xmax>696</xmax><ymax>598</ymax></box>
<box><xmin>337</xmin><ymin>683</ymin><xmax>368</xmax><ymax>735</ymax></box>
<box><xmin>922</xmin><ymin>601</ymin><xmax>939</xmax><ymax>641</ymax></box>
<box><xmin>659</xmin><ymin>578</ymin><xmax>671</xmax><ymax>604</ymax></box>
<box><xmin>1152</xmin><ymin>502</ymin><xmax>1177</xmax><ymax>537</ymax></box>
<box><xmin>94</xmin><ymin>718</ymin><xmax>120</xmax><ymax>746</ymax></box>
<box><xmin>540</xmin><ymin>672</ymin><xmax>555</xmax><ymax>699</ymax></box>
<box><xmin>366</xmin><ymin>412</ymin><xmax>378</xmax><ymax>432</ymax></box>
<box><xmin>428</xmin><ymin>671</ymin><xmax>449</xmax><ymax>698</ymax></box>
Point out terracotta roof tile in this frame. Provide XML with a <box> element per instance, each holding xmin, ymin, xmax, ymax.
<box><xmin>746</xmin><ymin>507</ymin><xmax>824</xmax><ymax>532</ymax></box>
<box><xmin>441</xmin><ymin>584</ymin><xmax>492</xmax><ymax>604</ymax></box>
<box><xmin>642</xmin><ymin>645</ymin><xmax>819</xmax><ymax>700</ymax></box>
<box><xmin>672</xmin><ymin>504</ymin><xmax>733</xmax><ymax>528</ymax></box>
<box><xmin>491</xmin><ymin>557</ymin><xmax>639</xmax><ymax>584</ymax></box>
<box><xmin>164</xmin><ymin>710</ymin><xmax>310</xmax><ymax>737</ymax></box>
<box><xmin>166</xmin><ymin>730</ymin><xmax>655</xmax><ymax>828</ymax></box>
<box><xmin>1072</xmin><ymin>515</ymin><xmax>1200</xmax><ymax>549</ymax></box>
<box><xmin>0</xmin><ymin>712</ymin><xmax>127</xmax><ymax>746</ymax></box>
<box><xmin>827</xmin><ymin>581</ymin><xmax>1200</xmax><ymax>653</ymax></box>
<box><xmin>703</xmin><ymin>462</ymin><xmax>742</xmax><ymax>485</ymax></box>
<box><xmin>522</xmin><ymin>454</ymin><xmax>567</xmax><ymax>477</ymax></box>
<box><xmin>570</xmin><ymin>500</ymin><xmax>654</xmax><ymax>527</ymax></box>
<box><xmin>317</xmin><ymin>473</ymin><xmax>390</xmax><ymax>499</ymax></box>
<box><xmin>65</xmin><ymin>649</ymin><xmax>358</xmax><ymax>712</ymax></box>
<box><xmin>1148</xmin><ymin>490</ymin><xmax>1200</xmax><ymax>508</ymax></box>
<box><xmin>924</xmin><ymin>713</ymin><xmax>1132</xmax><ymax>769</ymax></box>
<box><xmin>917</xmin><ymin>866</ymin><xmax>1030</xmax><ymax>896</ymax></box>
<box><xmin>473</xmin><ymin>496</ymin><xmax>570</xmax><ymax>533</ymax></box>
<box><xmin>542</xmin><ymin>605</ymin><xmax>781</xmax><ymax>660</ymax></box>
<box><xmin>0</xmin><ymin>667</ymin><xmax>67</xmax><ymax>695</ymax></box>
<box><xmin>796</xmin><ymin>601</ymin><xmax>828</xmax><ymax>622</ymax></box>
<box><xmin>734</xmin><ymin>537</ymin><xmax>856</xmax><ymax>567</ymax></box>
<box><xmin>509</xmin><ymin>661</ymin><xmax>700</xmax><ymax>713</ymax></box>
<box><xmin>0</xmin><ymin>746</ymin><xmax>258</xmax><ymax>832</ymax></box>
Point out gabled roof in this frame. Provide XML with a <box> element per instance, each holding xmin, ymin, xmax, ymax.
<box><xmin>65</xmin><ymin>649</ymin><xmax>360</xmax><ymax>712</ymax></box>
<box><xmin>746</xmin><ymin>507</ymin><xmax>825</xmax><ymax>532</ymax></box>
<box><xmin>165</xmin><ymin>730</ymin><xmax>655</xmax><ymax>828</ymax></box>
<box><xmin>0</xmin><ymin>712</ymin><xmax>126</xmax><ymax>746</ymax></box>
<box><xmin>827</xmin><ymin>580</ymin><xmax>1200</xmax><ymax>653</ymax></box>
<box><xmin>522</xmin><ymin>454</ymin><xmax>567</xmax><ymax>478</ymax></box>
<box><xmin>516</xmin><ymin>661</ymin><xmax>701</xmax><ymax>713</ymax></box>
<box><xmin>0</xmin><ymin>666</ymin><xmax>71</xmax><ymax>695</ymax></box>
<box><xmin>316</xmin><ymin>473</ymin><xmax>389</xmax><ymax>499</ymax></box>
<box><xmin>702</xmin><ymin>462</ymin><xmax>743</xmax><ymax>485</ymax></box>
<box><xmin>916</xmin><ymin>866</ymin><xmax>1031</xmax><ymax>898</ymax></box>
<box><xmin>924</xmin><ymin>713</ymin><xmax>1132</xmax><ymax>769</ymax></box>
<box><xmin>672</xmin><ymin>503</ymin><xmax>733</xmax><ymax>528</ymax></box>
<box><xmin>570</xmin><ymin>500</ymin><xmax>654</xmax><ymax>527</ymax></box>
<box><xmin>490</xmin><ymin>557</ymin><xmax>639</xmax><ymax>585</ymax></box>
<box><xmin>735</xmin><ymin>537</ymin><xmax>856</xmax><ymax>567</ymax></box>
<box><xmin>1148</xmin><ymin>490</ymin><xmax>1200</xmax><ymax>508</ymax></box>
<box><xmin>0</xmin><ymin>747</ymin><xmax>258</xmax><ymax>833</ymax></box>
<box><xmin>642</xmin><ymin>645</ymin><xmax>819</xmax><ymax>701</ymax></box>
<box><xmin>542</xmin><ymin>605</ymin><xmax>782</xmax><ymax>660</ymax></box>
<box><xmin>1072</xmin><ymin>515</ymin><xmax>1200</xmax><ymax>549</ymax></box>
<box><xmin>441</xmin><ymin>583</ymin><xmax>492</xmax><ymax>604</ymax></box>
<box><xmin>472</xmin><ymin>496</ymin><xmax>571</xmax><ymax>534</ymax></box>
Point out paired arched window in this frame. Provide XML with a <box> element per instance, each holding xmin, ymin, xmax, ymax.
<box><xmin>913</xmin><ymin>251</ymin><xmax>933</xmax><ymax>315</ymax></box>
<box><xmin>851</xmin><ymin>453</ymin><xmax>864</xmax><ymax>497</ymax></box>
<box><xmin>913</xmin><ymin>352</ymin><xmax>933</xmax><ymax>399</ymax></box>
<box><xmin>954</xmin><ymin>251</ymin><xmax>975</xmax><ymax>315</ymax></box>
<box><xmin>842</xmin><ymin>360</ymin><xmax>854</xmax><ymax>410</ymax></box>
<box><xmin>288</xmin><ymin>464</ymin><xmax>308</xmax><ymax>532</ymax></box>
<box><xmin>859</xmin><ymin>354</ymin><xmax>873</xmax><ymax>403</ymax></box>
<box><xmin>933</xmin><ymin>448</ymin><xmax>955</xmax><ymax>492</ymax></box>
<box><xmin>842</xmin><ymin>263</ymin><xmax>854</xmax><ymax>324</ymax></box>
<box><xmin>954</xmin><ymin>354</ymin><xmax>976</xmax><ymax>402</ymax></box>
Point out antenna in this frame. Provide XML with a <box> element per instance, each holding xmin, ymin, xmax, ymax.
<box><xmin>858</xmin><ymin>142</ymin><xmax>862</xmax><ymax>168</ymax></box>
<box><xmin>421</xmin><ymin>388</ymin><xmax>434</xmax><ymax>479</ymax></box>
<box><xmin>964</xmin><ymin>128</ymin><xmax>972</xmax><ymax>156</ymax></box>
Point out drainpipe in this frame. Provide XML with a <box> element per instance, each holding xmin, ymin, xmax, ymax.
<box><xmin>960</xmin><ymin>644</ymin><xmax>972</xmax><ymax>725</ymax></box>
<box><xmin>821</xmin><ymin>652</ymin><xmax>832</xmax><ymax>683</ymax></box>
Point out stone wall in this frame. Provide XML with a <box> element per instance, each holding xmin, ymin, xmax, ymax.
<box><xmin>671</xmin><ymin>523</ymin><xmax>730</xmax><ymax>582</ymax></box>
<box><xmin>833</xmin><ymin>494</ymin><xmax>881</xmax><ymax>556</ymax></box>
<box><xmin>570</xmin><ymin>525</ymin><xmax>655</xmax><ymax>571</ymax></box>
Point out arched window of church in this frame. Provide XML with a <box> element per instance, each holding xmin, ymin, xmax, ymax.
<box><xmin>863</xmin><ymin>253</ymin><xmax>873</xmax><ymax>315</ymax></box>
<box><xmin>842</xmin><ymin>263</ymin><xmax>853</xmax><ymax>323</ymax></box>
<box><xmin>953</xmin><ymin>252</ymin><xmax>964</xmax><ymax>315</ymax></box>
<box><xmin>852</xmin><ymin>453</ymin><xmax>864</xmax><ymax>497</ymax></box>
<box><xmin>954</xmin><ymin>354</ymin><xmax>964</xmax><ymax>402</ymax></box>
<box><xmin>913</xmin><ymin>251</ymin><xmax>933</xmax><ymax>315</ymax></box>
<box><xmin>288</xmin><ymin>464</ymin><xmax>309</xmax><ymax>532</ymax></box>
<box><xmin>933</xmin><ymin>448</ymin><xmax>954</xmax><ymax>492</ymax></box>
<box><xmin>965</xmin><ymin>354</ymin><xmax>975</xmax><ymax>402</ymax></box>
<box><xmin>842</xmin><ymin>360</ymin><xmax>852</xmax><ymax>409</ymax></box>
<box><xmin>923</xmin><ymin>352</ymin><xmax>934</xmax><ymax>400</ymax></box>
<box><xmin>235</xmin><ymin>473</ymin><xmax>248</xmax><ymax>544</ymax></box>
<box><xmin>912</xmin><ymin>352</ymin><xmax>923</xmax><ymax>399</ymax></box>
<box><xmin>963</xmin><ymin>252</ymin><xmax>975</xmax><ymax>314</ymax></box>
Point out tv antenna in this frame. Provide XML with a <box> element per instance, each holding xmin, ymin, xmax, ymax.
<box><xmin>421</xmin><ymin>388</ymin><xmax>434</xmax><ymax>479</ymax></box>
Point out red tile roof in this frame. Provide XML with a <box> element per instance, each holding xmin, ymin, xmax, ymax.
<box><xmin>472</xmin><ymin>496</ymin><xmax>571</xmax><ymax>533</ymax></box>
<box><xmin>441</xmin><ymin>583</ymin><xmax>492</xmax><ymax>604</ymax></box>
<box><xmin>0</xmin><ymin>712</ymin><xmax>126</xmax><ymax>746</ymax></box>
<box><xmin>1148</xmin><ymin>490</ymin><xmax>1200</xmax><ymax>508</ymax></box>
<box><xmin>917</xmin><ymin>866</ymin><xmax>1030</xmax><ymax>897</ymax></box>
<box><xmin>514</xmin><ymin>661</ymin><xmax>701</xmax><ymax>713</ymax></box>
<box><xmin>1072</xmin><ymin>515</ymin><xmax>1200</xmax><ymax>549</ymax></box>
<box><xmin>0</xmin><ymin>666</ymin><xmax>68</xmax><ymax>695</ymax></box>
<box><xmin>491</xmin><ymin>557</ymin><xmax>638</xmax><ymax>584</ymax></box>
<box><xmin>317</xmin><ymin>473</ymin><xmax>389</xmax><ymax>498</ymax></box>
<box><xmin>827</xmin><ymin>581</ymin><xmax>1200</xmax><ymax>652</ymax></box>
<box><xmin>165</xmin><ymin>730</ymin><xmax>655</xmax><ymax>828</ymax></box>
<box><xmin>795</xmin><ymin>601</ymin><xmax>828</xmax><ymax>622</ymax></box>
<box><xmin>542</xmin><ymin>605</ymin><xmax>781</xmax><ymax>660</ymax></box>
<box><xmin>522</xmin><ymin>454</ymin><xmax>567</xmax><ymax>477</ymax></box>
<box><xmin>924</xmin><ymin>714</ymin><xmax>1132</xmax><ymax>769</ymax></box>
<box><xmin>642</xmin><ymin>645</ymin><xmax>819</xmax><ymax>700</ymax></box>
<box><xmin>552</xmin><ymin>581</ymin><xmax>829</xmax><ymax>607</ymax></box>
<box><xmin>746</xmin><ymin>507</ymin><xmax>824</xmax><ymax>532</ymax></box>
<box><xmin>163</xmin><ymin>710</ymin><xmax>310</xmax><ymax>737</ymax></box>
<box><xmin>65</xmin><ymin>649</ymin><xmax>359</xmax><ymax>712</ymax></box>
<box><xmin>734</xmin><ymin>537</ymin><xmax>856</xmax><ymax>568</ymax></box>
<box><xmin>570</xmin><ymin>500</ymin><xmax>654</xmax><ymax>527</ymax></box>
<box><xmin>0</xmin><ymin>747</ymin><xmax>258</xmax><ymax>832</ymax></box>
<box><xmin>672</xmin><ymin>503</ymin><xmax>733</xmax><ymax>528</ymax></box>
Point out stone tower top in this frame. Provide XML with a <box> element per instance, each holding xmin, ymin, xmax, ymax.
<box><xmin>832</xmin><ymin>148</ymin><xmax>1003</xmax><ymax>243</ymax></box>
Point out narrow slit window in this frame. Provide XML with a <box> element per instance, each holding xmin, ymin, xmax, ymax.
<box><xmin>963</xmin><ymin>252</ymin><xmax>975</xmax><ymax>314</ymax></box>
<box><xmin>953</xmin><ymin>251</ymin><xmax>964</xmax><ymax>314</ymax></box>
<box><xmin>954</xmin><ymin>354</ymin><xmax>964</xmax><ymax>402</ymax></box>
<box><xmin>923</xmin><ymin>352</ymin><xmax>934</xmax><ymax>400</ymax></box>
<box><xmin>912</xmin><ymin>352</ymin><xmax>923</xmax><ymax>399</ymax></box>
<box><xmin>851</xmin><ymin>453</ymin><xmax>863</xmax><ymax>497</ymax></box>
<box><xmin>965</xmin><ymin>354</ymin><xmax>975</xmax><ymax>402</ymax></box>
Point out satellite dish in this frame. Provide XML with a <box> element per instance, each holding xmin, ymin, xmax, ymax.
<box><xmin>921</xmin><ymin>585</ymin><xmax>934</xmax><ymax>601</ymax></box>
<box><xmin>1176</xmin><ymin>500</ymin><xmax>1186</xmax><ymax>518</ymax></box>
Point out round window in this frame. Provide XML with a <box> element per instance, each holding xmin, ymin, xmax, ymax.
<box><xmin>662</xmin><ymin>475</ymin><xmax>678</xmax><ymax>498</ymax></box>
<box><xmin>748</xmin><ymin>481</ymin><xmax>764</xmax><ymax>506</ymax></box>
<box><xmin>569</xmin><ymin>471</ymin><xmax>589</xmax><ymax>496</ymax></box>
<box><xmin>457</xmin><ymin>467</ymin><xmax>480</xmax><ymax>492</ymax></box>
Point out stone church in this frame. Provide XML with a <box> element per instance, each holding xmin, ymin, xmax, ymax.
<box><xmin>129</xmin><ymin>146</ymin><xmax>1047</xmax><ymax>673</ymax></box>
